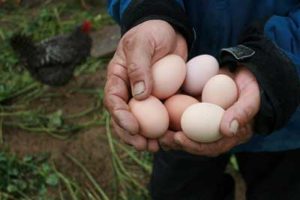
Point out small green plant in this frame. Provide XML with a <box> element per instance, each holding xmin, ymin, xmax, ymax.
<box><xmin>0</xmin><ymin>152</ymin><xmax>59</xmax><ymax>200</ymax></box>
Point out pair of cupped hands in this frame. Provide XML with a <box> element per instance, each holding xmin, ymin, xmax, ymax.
<box><xmin>104</xmin><ymin>20</ymin><xmax>260</xmax><ymax>157</ymax></box>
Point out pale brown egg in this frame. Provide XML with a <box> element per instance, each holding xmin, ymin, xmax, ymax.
<box><xmin>181</xmin><ymin>103</ymin><xmax>224</xmax><ymax>143</ymax></box>
<box><xmin>202</xmin><ymin>74</ymin><xmax>238</xmax><ymax>109</ymax></box>
<box><xmin>129</xmin><ymin>96</ymin><xmax>169</xmax><ymax>138</ymax></box>
<box><xmin>164</xmin><ymin>94</ymin><xmax>199</xmax><ymax>131</ymax></box>
<box><xmin>152</xmin><ymin>54</ymin><xmax>186</xmax><ymax>99</ymax></box>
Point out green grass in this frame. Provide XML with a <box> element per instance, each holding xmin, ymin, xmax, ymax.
<box><xmin>0</xmin><ymin>2</ymin><xmax>153</xmax><ymax>200</ymax></box>
<box><xmin>0</xmin><ymin>151</ymin><xmax>58</xmax><ymax>200</ymax></box>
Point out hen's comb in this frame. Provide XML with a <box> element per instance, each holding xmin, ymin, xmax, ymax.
<box><xmin>82</xmin><ymin>20</ymin><xmax>92</xmax><ymax>33</ymax></box>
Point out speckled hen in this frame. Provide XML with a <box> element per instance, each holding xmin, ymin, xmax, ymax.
<box><xmin>10</xmin><ymin>21</ymin><xmax>92</xmax><ymax>87</ymax></box>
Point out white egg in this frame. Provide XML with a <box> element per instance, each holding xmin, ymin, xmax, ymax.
<box><xmin>181</xmin><ymin>103</ymin><xmax>224</xmax><ymax>143</ymax></box>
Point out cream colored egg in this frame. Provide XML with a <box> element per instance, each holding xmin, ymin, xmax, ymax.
<box><xmin>183</xmin><ymin>55</ymin><xmax>219</xmax><ymax>96</ymax></box>
<box><xmin>129</xmin><ymin>96</ymin><xmax>169</xmax><ymax>138</ymax></box>
<box><xmin>181</xmin><ymin>103</ymin><xmax>224</xmax><ymax>143</ymax></box>
<box><xmin>152</xmin><ymin>54</ymin><xmax>186</xmax><ymax>99</ymax></box>
<box><xmin>202</xmin><ymin>74</ymin><xmax>238</xmax><ymax>109</ymax></box>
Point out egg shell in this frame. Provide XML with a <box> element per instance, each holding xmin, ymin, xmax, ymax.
<box><xmin>202</xmin><ymin>74</ymin><xmax>238</xmax><ymax>109</ymax></box>
<box><xmin>129</xmin><ymin>96</ymin><xmax>169</xmax><ymax>138</ymax></box>
<box><xmin>181</xmin><ymin>103</ymin><xmax>224</xmax><ymax>143</ymax></box>
<box><xmin>164</xmin><ymin>94</ymin><xmax>199</xmax><ymax>131</ymax></box>
<box><xmin>152</xmin><ymin>54</ymin><xmax>186</xmax><ymax>99</ymax></box>
<box><xmin>182</xmin><ymin>54</ymin><xmax>219</xmax><ymax>96</ymax></box>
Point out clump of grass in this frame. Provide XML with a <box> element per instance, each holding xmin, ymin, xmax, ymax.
<box><xmin>2</xmin><ymin>101</ymin><xmax>104</xmax><ymax>140</ymax></box>
<box><xmin>0</xmin><ymin>151</ymin><xmax>59</xmax><ymax>200</ymax></box>
<box><xmin>105</xmin><ymin>112</ymin><xmax>152</xmax><ymax>200</ymax></box>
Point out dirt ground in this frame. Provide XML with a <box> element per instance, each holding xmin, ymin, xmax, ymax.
<box><xmin>2</xmin><ymin>65</ymin><xmax>116</xmax><ymax>194</ymax></box>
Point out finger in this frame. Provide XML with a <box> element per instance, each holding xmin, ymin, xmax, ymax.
<box><xmin>174</xmin><ymin>132</ymin><xmax>205</xmax><ymax>155</ymax></box>
<box><xmin>159</xmin><ymin>130</ymin><xmax>182</xmax><ymax>150</ymax></box>
<box><xmin>174</xmin><ymin>132</ymin><xmax>238</xmax><ymax>156</ymax></box>
<box><xmin>173</xmin><ymin>33</ymin><xmax>188</xmax><ymax>61</ymax></box>
<box><xmin>218</xmin><ymin>67</ymin><xmax>235</xmax><ymax>78</ymax></box>
<box><xmin>221</xmin><ymin>68</ymin><xmax>260</xmax><ymax>137</ymax></box>
<box><xmin>112</xmin><ymin>119</ymin><xmax>147</xmax><ymax>151</ymax></box>
<box><xmin>104</xmin><ymin>61</ymin><xmax>139</xmax><ymax>135</ymax></box>
<box><xmin>123</xmin><ymin>35</ymin><xmax>154</xmax><ymax>100</ymax></box>
<box><xmin>147</xmin><ymin>139</ymin><xmax>160</xmax><ymax>152</ymax></box>
<box><xmin>192</xmin><ymin>126</ymin><xmax>253</xmax><ymax>155</ymax></box>
<box><xmin>236</xmin><ymin>124</ymin><xmax>253</xmax><ymax>144</ymax></box>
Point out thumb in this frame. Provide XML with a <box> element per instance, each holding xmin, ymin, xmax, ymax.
<box><xmin>220</xmin><ymin>71</ymin><xmax>260</xmax><ymax>137</ymax></box>
<box><xmin>123</xmin><ymin>35</ymin><xmax>154</xmax><ymax>100</ymax></box>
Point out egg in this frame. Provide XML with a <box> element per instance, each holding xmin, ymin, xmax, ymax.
<box><xmin>164</xmin><ymin>94</ymin><xmax>199</xmax><ymax>131</ymax></box>
<box><xmin>152</xmin><ymin>54</ymin><xmax>186</xmax><ymax>99</ymax></box>
<box><xmin>129</xmin><ymin>96</ymin><xmax>169</xmax><ymax>138</ymax></box>
<box><xmin>182</xmin><ymin>54</ymin><xmax>219</xmax><ymax>96</ymax></box>
<box><xmin>181</xmin><ymin>103</ymin><xmax>224</xmax><ymax>143</ymax></box>
<box><xmin>202</xmin><ymin>74</ymin><xmax>238</xmax><ymax>109</ymax></box>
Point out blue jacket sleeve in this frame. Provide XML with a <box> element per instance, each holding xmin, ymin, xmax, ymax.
<box><xmin>107</xmin><ymin>0</ymin><xmax>131</xmax><ymax>24</ymax></box>
<box><xmin>220</xmin><ymin>6</ymin><xmax>300</xmax><ymax>134</ymax></box>
<box><xmin>107</xmin><ymin>0</ymin><xmax>184</xmax><ymax>24</ymax></box>
<box><xmin>107</xmin><ymin>0</ymin><xmax>194</xmax><ymax>50</ymax></box>
<box><xmin>264</xmin><ymin>5</ymin><xmax>300</xmax><ymax>77</ymax></box>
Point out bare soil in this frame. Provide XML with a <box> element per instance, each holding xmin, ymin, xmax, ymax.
<box><xmin>2</xmin><ymin>66</ymin><xmax>115</xmax><ymax>194</ymax></box>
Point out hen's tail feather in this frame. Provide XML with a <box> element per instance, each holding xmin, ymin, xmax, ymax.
<box><xmin>10</xmin><ymin>34</ymin><xmax>37</xmax><ymax>59</ymax></box>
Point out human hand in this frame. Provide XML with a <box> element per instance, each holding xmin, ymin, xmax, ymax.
<box><xmin>104</xmin><ymin>20</ymin><xmax>187</xmax><ymax>152</ymax></box>
<box><xmin>159</xmin><ymin>67</ymin><xmax>260</xmax><ymax>156</ymax></box>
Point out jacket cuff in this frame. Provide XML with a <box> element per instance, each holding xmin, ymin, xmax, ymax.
<box><xmin>121</xmin><ymin>0</ymin><xmax>194</xmax><ymax>51</ymax></box>
<box><xmin>219</xmin><ymin>23</ymin><xmax>300</xmax><ymax>134</ymax></box>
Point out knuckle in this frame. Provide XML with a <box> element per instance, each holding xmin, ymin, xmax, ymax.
<box><xmin>237</xmin><ymin>106</ymin><xmax>254</xmax><ymax>125</ymax></box>
<box><xmin>127</xmin><ymin>64</ymin><xmax>149</xmax><ymax>81</ymax></box>
<box><xmin>134</xmin><ymin>143</ymin><xmax>145</xmax><ymax>151</ymax></box>
<box><xmin>127</xmin><ymin>63</ymin><xmax>141</xmax><ymax>76</ymax></box>
<box><xmin>123</xmin><ymin>36</ymin><xmax>136</xmax><ymax>52</ymax></box>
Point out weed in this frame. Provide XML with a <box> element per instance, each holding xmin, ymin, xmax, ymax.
<box><xmin>0</xmin><ymin>152</ymin><xmax>58</xmax><ymax>200</ymax></box>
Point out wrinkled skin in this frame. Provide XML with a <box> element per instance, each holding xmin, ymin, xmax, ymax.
<box><xmin>104</xmin><ymin>20</ymin><xmax>260</xmax><ymax>156</ymax></box>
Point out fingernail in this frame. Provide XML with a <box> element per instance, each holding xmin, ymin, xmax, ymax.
<box><xmin>133</xmin><ymin>81</ymin><xmax>145</xmax><ymax>96</ymax></box>
<box><xmin>174</xmin><ymin>135</ymin><xmax>182</xmax><ymax>145</ymax></box>
<box><xmin>230</xmin><ymin>120</ymin><xmax>239</xmax><ymax>135</ymax></box>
